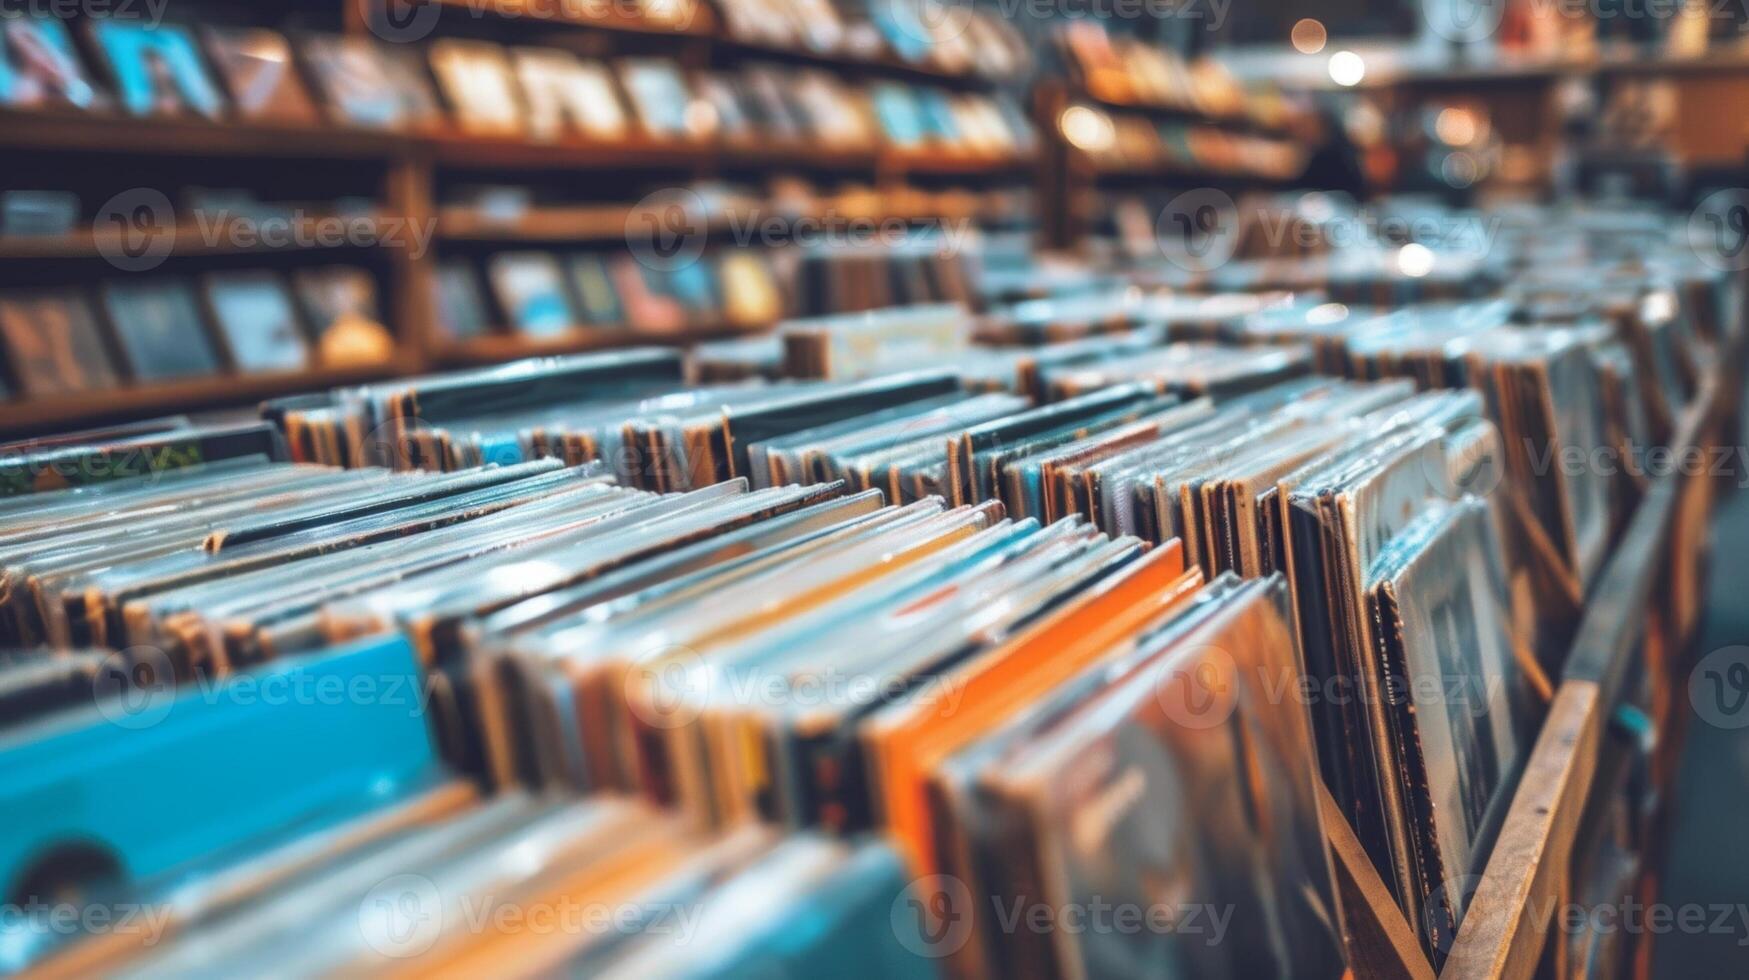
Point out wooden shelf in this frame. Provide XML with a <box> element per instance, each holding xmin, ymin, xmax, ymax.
<box><xmin>431</xmin><ymin>0</ymin><xmax>715</xmax><ymax>38</ymax></box>
<box><xmin>423</xmin><ymin>131</ymin><xmax>715</xmax><ymax>170</ymax></box>
<box><xmin>433</xmin><ymin>323</ymin><xmax>760</xmax><ymax>365</ymax></box>
<box><xmin>438</xmin><ymin>204</ymin><xmax>651</xmax><ymax>243</ymax></box>
<box><xmin>709</xmin><ymin>34</ymin><xmax>1007</xmax><ymax>88</ymax></box>
<box><xmin>884</xmin><ymin>148</ymin><xmax>1036</xmax><ymax>177</ymax></box>
<box><xmin>0</xmin><ymin>361</ymin><xmax>411</xmax><ymax>439</ymax></box>
<box><xmin>1287</xmin><ymin>50</ymin><xmax>1749</xmax><ymax>93</ymax></box>
<box><xmin>0</xmin><ymin>214</ymin><xmax>400</xmax><ymax>260</ymax></box>
<box><xmin>1085</xmin><ymin>158</ymin><xmax>1300</xmax><ymax>184</ymax></box>
<box><xmin>0</xmin><ymin>109</ymin><xmax>409</xmax><ymax>161</ymax></box>
<box><xmin>1064</xmin><ymin>87</ymin><xmax>1305</xmax><ymax>138</ymax></box>
<box><xmin>1437</xmin><ymin>301</ymin><xmax>1748</xmax><ymax>980</ymax></box>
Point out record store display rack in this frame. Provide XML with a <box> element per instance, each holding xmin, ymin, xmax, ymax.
<box><xmin>0</xmin><ymin>187</ymin><xmax>1740</xmax><ymax>980</ymax></box>
<box><xmin>0</xmin><ymin>0</ymin><xmax>1058</xmax><ymax>438</ymax></box>
<box><xmin>0</xmin><ymin>0</ymin><xmax>1324</xmax><ymax>440</ymax></box>
<box><xmin>0</xmin><ymin>2</ymin><xmax>1745</xmax><ymax>978</ymax></box>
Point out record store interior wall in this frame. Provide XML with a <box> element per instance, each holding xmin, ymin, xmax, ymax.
<box><xmin>3</xmin><ymin>0</ymin><xmax>1749</xmax><ymax>978</ymax></box>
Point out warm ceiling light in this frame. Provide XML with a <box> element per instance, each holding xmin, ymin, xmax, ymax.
<box><xmin>1434</xmin><ymin>107</ymin><xmax>1479</xmax><ymax>146</ymax></box>
<box><xmin>1291</xmin><ymin>18</ymin><xmax>1327</xmax><ymax>54</ymax></box>
<box><xmin>1059</xmin><ymin>105</ymin><xmax>1115</xmax><ymax>153</ymax></box>
<box><xmin>1397</xmin><ymin>243</ymin><xmax>1435</xmax><ymax>278</ymax></box>
<box><xmin>1328</xmin><ymin>50</ymin><xmax>1366</xmax><ymax>87</ymax></box>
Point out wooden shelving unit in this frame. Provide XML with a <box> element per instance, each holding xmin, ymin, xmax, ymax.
<box><xmin>432</xmin><ymin>322</ymin><xmax>753</xmax><ymax>366</ymax></box>
<box><xmin>1032</xmin><ymin>78</ymin><xmax>1316</xmax><ymax>250</ymax></box>
<box><xmin>1320</xmin><ymin>288</ymin><xmax>1748</xmax><ymax>980</ymax></box>
<box><xmin>0</xmin><ymin>0</ymin><xmax>1038</xmax><ymax>438</ymax></box>
<box><xmin>0</xmin><ymin>361</ymin><xmax>413</xmax><ymax>437</ymax></box>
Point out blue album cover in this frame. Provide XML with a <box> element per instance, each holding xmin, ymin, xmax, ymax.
<box><xmin>89</xmin><ymin>21</ymin><xmax>225</xmax><ymax>120</ymax></box>
<box><xmin>0</xmin><ymin>16</ymin><xmax>102</xmax><ymax>109</ymax></box>
<box><xmin>101</xmin><ymin>278</ymin><xmax>222</xmax><ymax>381</ymax></box>
<box><xmin>203</xmin><ymin>271</ymin><xmax>310</xmax><ymax>373</ymax></box>
<box><xmin>872</xmin><ymin>84</ymin><xmax>927</xmax><ymax>148</ymax></box>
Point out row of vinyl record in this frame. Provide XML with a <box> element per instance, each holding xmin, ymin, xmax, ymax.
<box><xmin>0</xmin><ymin>199</ymin><xmax>1729</xmax><ymax>974</ymax></box>
<box><xmin>720</xmin><ymin>0</ymin><xmax>1032</xmax><ymax>79</ymax></box>
<box><xmin>0</xmin><ymin>414</ymin><xmax>1345</xmax><ymax>978</ymax></box>
<box><xmin>424</xmin><ymin>43</ymin><xmax>1039</xmax><ymax>156</ymax></box>
<box><xmin>432</xmin><ymin>236</ymin><xmax>980</xmax><ymax>342</ymax></box>
<box><xmin>0</xmin><ymin>267</ymin><xmax>391</xmax><ymax>400</ymax></box>
<box><xmin>1054</xmin><ymin>20</ymin><xmax>1310</xmax><ymax>129</ymax></box>
<box><xmin>0</xmin><ymin>14</ymin><xmax>1034</xmax><ymax>156</ymax></box>
<box><xmin>0</xmin><ymin>355</ymin><xmax>1553</xmax><ymax>972</ymax></box>
<box><xmin>1058</xmin><ymin>103</ymin><xmax>1308</xmax><ymax>179</ymax></box>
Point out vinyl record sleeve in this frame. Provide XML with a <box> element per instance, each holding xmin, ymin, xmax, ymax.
<box><xmin>89</xmin><ymin>21</ymin><xmax>224</xmax><ymax>120</ymax></box>
<box><xmin>202</xmin><ymin>27</ymin><xmax>318</xmax><ymax>124</ymax></box>
<box><xmin>513</xmin><ymin>48</ymin><xmax>629</xmax><ymax>141</ymax></box>
<box><xmin>431</xmin><ymin>39</ymin><xmax>524</xmax><ymax>137</ymax></box>
<box><xmin>983</xmin><ymin>575</ymin><xmax>1344</xmax><ymax>980</ymax></box>
<box><xmin>302</xmin><ymin>36</ymin><xmax>413</xmax><ymax>130</ymax></box>
<box><xmin>0</xmin><ymin>16</ymin><xmax>103</xmax><ymax>109</ymax></box>
<box><xmin>202</xmin><ymin>271</ymin><xmax>311</xmax><ymax>373</ymax></box>
<box><xmin>619</xmin><ymin>59</ymin><xmax>696</xmax><ymax>139</ymax></box>
<box><xmin>0</xmin><ymin>291</ymin><xmax>120</xmax><ymax>397</ymax></box>
<box><xmin>489</xmin><ymin>253</ymin><xmax>577</xmax><ymax>336</ymax></box>
<box><xmin>432</xmin><ymin>259</ymin><xmax>492</xmax><ymax>342</ymax></box>
<box><xmin>100</xmin><ymin>278</ymin><xmax>222</xmax><ymax>381</ymax></box>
